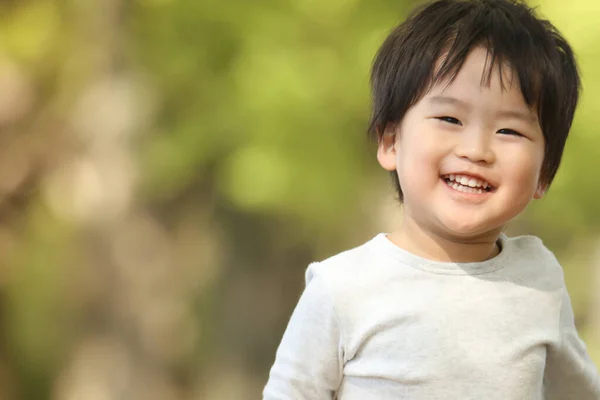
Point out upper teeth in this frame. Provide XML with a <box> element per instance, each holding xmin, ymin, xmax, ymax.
<box><xmin>444</xmin><ymin>174</ymin><xmax>490</xmax><ymax>189</ymax></box>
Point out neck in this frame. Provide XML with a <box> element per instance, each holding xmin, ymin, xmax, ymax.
<box><xmin>387</xmin><ymin>215</ymin><xmax>502</xmax><ymax>263</ymax></box>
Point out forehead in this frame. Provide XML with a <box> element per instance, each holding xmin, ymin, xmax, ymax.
<box><xmin>426</xmin><ymin>47</ymin><xmax>531</xmax><ymax>109</ymax></box>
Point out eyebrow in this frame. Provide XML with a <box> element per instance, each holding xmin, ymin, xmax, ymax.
<box><xmin>428</xmin><ymin>95</ymin><xmax>468</xmax><ymax>107</ymax></box>
<box><xmin>496</xmin><ymin>109</ymin><xmax>537</xmax><ymax>124</ymax></box>
<box><xmin>427</xmin><ymin>95</ymin><xmax>537</xmax><ymax>124</ymax></box>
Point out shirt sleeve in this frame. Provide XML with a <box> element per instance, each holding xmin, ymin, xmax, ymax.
<box><xmin>263</xmin><ymin>267</ymin><xmax>344</xmax><ymax>400</ymax></box>
<box><xmin>543</xmin><ymin>287</ymin><xmax>600</xmax><ymax>399</ymax></box>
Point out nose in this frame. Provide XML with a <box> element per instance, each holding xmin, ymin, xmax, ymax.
<box><xmin>453</xmin><ymin>127</ymin><xmax>496</xmax><ymax>164</ymax></box>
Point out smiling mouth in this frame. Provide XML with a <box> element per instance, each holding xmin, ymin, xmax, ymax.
<box><xmin>441</xmin><ymin>174</ymin><xmax>495</xmax><ymax>194</ymax></box>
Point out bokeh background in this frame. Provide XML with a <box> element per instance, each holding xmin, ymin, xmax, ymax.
<box><xmin>0</xmin><ymin>0</ymin><xmax>598</xmax><ymax>398</ymax></box>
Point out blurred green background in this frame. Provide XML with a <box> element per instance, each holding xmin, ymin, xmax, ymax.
<box><xmin>0</xmin><ymin>0</ymin><xmax>598</xmax><ymax>398</ymax></box>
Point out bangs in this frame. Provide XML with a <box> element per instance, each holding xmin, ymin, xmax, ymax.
<box><xmin>430</xmin><ymin>20</ymin><xmax>546</xmax><ymax>113</ymax></box>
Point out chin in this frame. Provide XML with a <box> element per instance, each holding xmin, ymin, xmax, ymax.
<box><xmin>445</xmin><ymin>226</ymin><xmax>487</xmax><ymax>239</ymax></box>
<box><xmin>438</xmin><ymin>216</ymin><xmax>497</xmax><ymax>239</ymax></box>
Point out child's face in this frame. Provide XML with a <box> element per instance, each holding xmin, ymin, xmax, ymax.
<box><xmin>378</xmin><ymin>46</ymin><xmax>546</xmax><ymax>239</ymax></box>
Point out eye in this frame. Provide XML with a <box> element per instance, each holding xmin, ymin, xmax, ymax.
<box><xmin>497</xmin><ymin>128</ymin><xmax>524</xmax><ymax>137</ymax></box>
<box><xmin>436</xmin><ymin>116</ymin><xmax>462</xmax><ymax>125</ymax></box>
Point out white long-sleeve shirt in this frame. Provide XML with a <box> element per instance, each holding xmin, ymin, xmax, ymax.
<box><xmin>264</xmin><ymin>234</ymin><xmax>600</xmax><ymax>399</ymax></box>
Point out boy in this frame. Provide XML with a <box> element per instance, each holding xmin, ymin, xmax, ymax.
<box><xmin>263</xmin><ymin>0</ymin><xmax>600</xmax><ymax>399</ymax></box>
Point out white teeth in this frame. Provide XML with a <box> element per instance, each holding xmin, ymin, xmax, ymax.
<box><xmin>443</xmin><ymin>174</ymin><xmax>491</xmax><ymax>190</ymax></box>
<box><xmin>444</xmin><ymin>176</ymin><xmax>489</xmax><ymax>194</ymax></box>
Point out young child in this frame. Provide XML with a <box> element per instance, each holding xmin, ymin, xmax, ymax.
<box><xmin>263</xmin><ymin>0</ymin><xmax>600</xmax><ymax>398</ymax></box>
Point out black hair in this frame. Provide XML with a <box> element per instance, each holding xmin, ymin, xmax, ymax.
<box><xmin>369</xmin><ymin>0</ymin><xmax>581</xmax><ymax>202</ymax></box>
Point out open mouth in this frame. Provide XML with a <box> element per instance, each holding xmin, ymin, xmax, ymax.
<box><xmin>441</xmin><ymin>174</ymin><xmax>494</xmax><ymax>194</ymax></box>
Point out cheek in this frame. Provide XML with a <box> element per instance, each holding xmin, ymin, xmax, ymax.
<box><xmin>396</xmin><ymin>137</ymin><xmax>444</xmax><ymax>192</ymax></box>
<box><xmin>503</xmin><ymin>148</ymin><xmax>544</xmax><ymax>193</ymax></box>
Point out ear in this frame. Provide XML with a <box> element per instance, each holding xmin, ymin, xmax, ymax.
<box><xmin>377</xmin><ymin>126</ymin><xmax>398</xmax><ymax>172</ymax></box>
<box><xmin>533</xmin><ymin>181</ymin><xmax>547</xmax><ymax>199</ymax></box>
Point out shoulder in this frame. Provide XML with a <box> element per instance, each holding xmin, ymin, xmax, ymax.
<box><xmin>503</xmin><ymin>234</ymin><xmax>548</xmax><ymax>251</ymax></box>
<box><xmin>302</xmin><ymin>234</ymin><xmax>400</xmax><ymax>303</ymax></box>
<box><xmin>306</xmin><ymin>236</ymin><xmax>378</xmax><ymax>285</ymax></box>
<box><xmin>503</xmin><ymin>234</ymin><xmax>565</xmax><ymax>283</ymax></box>
<box><xmin>504</xmin><ymin>234</ymin><xmax>560</xmax><ymax>262</ymax></box>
